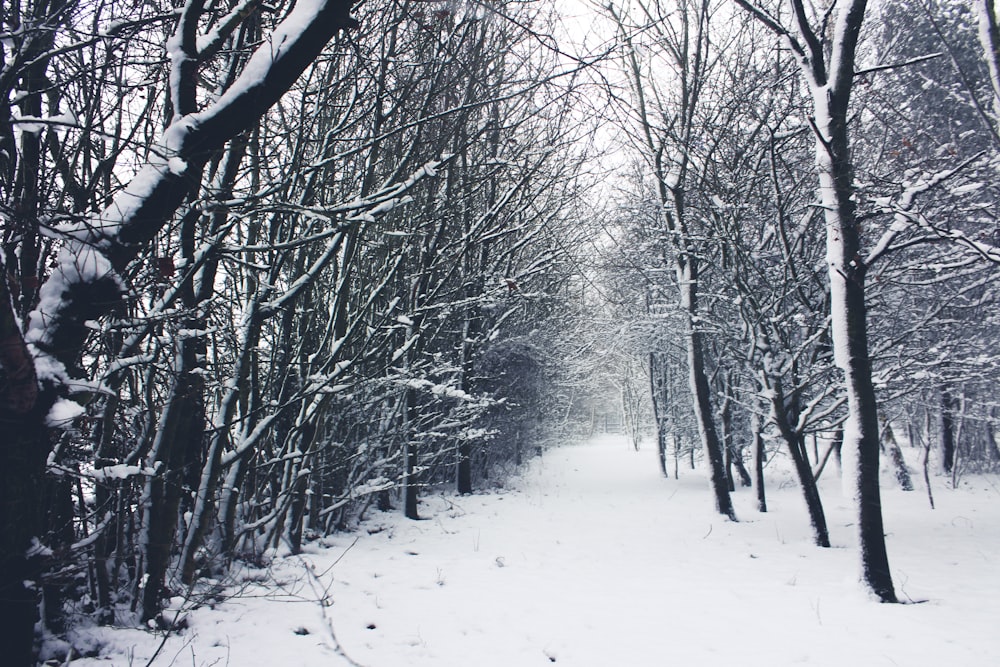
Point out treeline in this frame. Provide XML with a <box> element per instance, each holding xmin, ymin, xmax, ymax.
<box><xmin>0</xmin><ymin>1</ymin><xmax>596</xmax><ymax>661</ymax></box>
<box><xmin>600</xmin><ymin>0</ymin><xmax>1000</xmax><ymax>604</ymax></box>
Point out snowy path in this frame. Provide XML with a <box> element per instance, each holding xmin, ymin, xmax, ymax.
<box><xmin>77</xmin><ymin>436</ymin><xmax>1000</xmax><ymax>666</ymax></box>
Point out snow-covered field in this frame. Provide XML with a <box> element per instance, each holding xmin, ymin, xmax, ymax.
<box><xmin>69</xmin><ymin>435</ymin><xmax>1000</xmax><ymax>666</ymax></box>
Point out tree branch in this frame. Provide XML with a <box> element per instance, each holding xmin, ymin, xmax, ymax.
<box><xmin>854</xmin><ymin>51</ymin><xmax>944</xmax><ymax>77</ymax></box>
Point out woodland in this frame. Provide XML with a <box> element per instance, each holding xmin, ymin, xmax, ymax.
<box><xmin>1</xmin><ymin>0</ymin><xmax>999</xmax><ymax>664</ymax></box>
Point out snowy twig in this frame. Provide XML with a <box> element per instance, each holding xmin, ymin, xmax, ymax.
<box><xmin>853</xmin><ymin>52</ymin><xmax>944</xmax><ymax>77</ymax></box>
<box><xmin>297</xmin><ymin>555</ymin><xmax>367</xmax><ymax>667</ymax></box>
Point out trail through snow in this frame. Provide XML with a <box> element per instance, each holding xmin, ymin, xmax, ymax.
<box><xmin>72</xmin><ymin>435</ymin><xmax>1000</xmax><ymax>666</ymax></box>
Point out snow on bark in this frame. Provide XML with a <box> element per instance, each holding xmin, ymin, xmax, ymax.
<box><xmin>24</xmin><ymin>0</ymin><xmax>357</xmax><ymax>397</ymax></box>
<box><xmin>977</xmin><ymin>0</ymin><xmax>1000</xmax><ymax>120</ymax></box>
<box><xmin>26</xmin><ymin>242</ymin><xmax>120</xmax><ymax>348</ymax></box>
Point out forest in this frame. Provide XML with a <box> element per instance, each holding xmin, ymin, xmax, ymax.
<box><xmin>1</xmin><ymin>0</ymin><xmax>998</xmax><ymax>664</ymax></box>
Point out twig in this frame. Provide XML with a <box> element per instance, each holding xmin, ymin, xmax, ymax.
<box><xmin>854</xmin><ymin>52</ymin><xmax>944</xmax><ymax>77</ymax></box>
<box><xmin>298</xmin><ymin>556</ymin><xmax>367</xmax><ymax>667</ymax></box>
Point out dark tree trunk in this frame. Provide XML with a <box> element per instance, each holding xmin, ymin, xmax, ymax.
<box><xmin>0</xmin><ymin>10</ymin><xmax>64</xmax><ymax>658</ymax></box>
<box><xmin>732</xmin><ymin>447</ymin><xmax>753</xmax><ymax>488</ymax></box>
<box><xmin>457</xmin><ymin>315</ymin><xmax>478</xmax><ymax>495</ymax></box>
<box><xmin>751</xmin><ymin>411</ymin><xmax>767</xmax><ymax>512</ymax></box>
<box><xmin>833</xmin><ymin>427</ymin><xmax>844</xmax><ymax>474</ymax></box>
<box><xmin>686</xmin><ymin>313</ymin><xmax>736</xmax><ymax>520</ymax></box>
<box><xmin>457</xmin><ymin>443</ymin><xmax>473</xmax><ymax>495</ymax></box>
<box><xmin>658</xmin><ymin>429</ymin><xmax>669</xmax><ymax>479</ymax></box>
<box><xmin>140</xmin><ymin>364</ymin><xmax>206</xmax><ymax>622</ymax></box>
<box><xmin>404</xmin><ymin>439</ymin><xmax>420</xmax><ymax>520</ymax></box>
<box><xmin>881</xmin><ymin>421</ymin><xmax>913</xmax><ymax>491</ymax></box>
<box><xmin>770</xmin><ymin>380</ymin><xmax>830</xmax><ymax>547</ymax></box>
<box><xmin>91</xmin><ymin>386</ymin><xmax>123</xmax><ymax>625</ymax></box>
<box><xmin>288</xmin><ymin>470</ymin><xmax>310</xmax><ymax>555</ymax></box>
<box><xmin>941</xmin><ymin>388</ymin><xmax>957</xmax><ymax>473</ymax></box>
<box><xmin>0</xmin><ymin>393</ymin><xmax>54</xmax><ymax>666</ymax></box>
<box><xmin>790</xmin><ymin>434</ymin><xmax>831</xmax><ymax>548</ymax></box>
<box><xmin>404</xmin><ymin>389</ymin><xmax>420</xmax><ymax>520</ymax></box>
<box><xmin>41</xmin><ymin>470</ymin><xmax>76</xmax><ymax>635</ymax></box>
<box><xmin>842</xmin><ymin>316</ymin><xmax>896</xmax><ymax>601</ymax></box>
<box><xmin>822</xmin><ymin>0</ymin><xmax>897</xmax><ymax>605</ymax></box>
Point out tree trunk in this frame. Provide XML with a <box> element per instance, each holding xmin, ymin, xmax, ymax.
<box><xmin>722</xmin><ymin>388</ymin><xmax>736</xmax><ymax>492</ymax></box>
<box><xmin>881</xmin><ymin>420</ymin><xmax>913</xmax><ymax>491</ymax></box>
<box><xmin>683</xmin><ymin>267</ymin><xmax>736</xmax><ymax>520</ymax></box>
<box><xmin>769</xmin><ymin>380</ymin><xmax>830</xmax><ymax>547</ymax></box>
<box><xmin>288</xmin><ymin>468</ymin><xmax>311</xmax><ymax>555</ymax></box>
<box><xmin>404</xmin><ymin>388</ymin><xmax>420</xmax><ymax>520</ymax></box>
<box><xmin>940</xmin><ymin>387</ymin><xmax>957</xmax><ymax>473</ymax></box>
<box><xmin>457</xmin><ymin>306</ymin><xmax>479</xmax><ymax>495</ymax></box>
<box><xmin>751</xmin><ymin>410</ymin><xmax>767</xmax><ymax>512</ymax></box>
<box><xmin>41</xmin><ymin>469</ymin><xmax>76</xmax><ymax>635</ymax></box>
<box><xmin>649</xmin><ymin>354</ymin><xmax>670</xmax><ymax>479</ymax></box>
<box><xmin>0</xmin><ymin>391</ymin><xmax>55</xmax><ymax>666</ymax></box>
<box><xmin>658</xmin><ymin>429</ymin><xmax>670</xmax><ymax>479</ymax></box>
<box><xmin>790</xmin><ymin>433</ymin><xmax>831</xmax><ymax>548</ymax></box>
<box><xmin>824</xmin><ymin>125</ymin><xmax>897</xmax><ymax>600</ymax></box>
<box><xmin>140</xmin><ymin>360</ymin><xmax>206</xmax><ymax>622</ymax></box>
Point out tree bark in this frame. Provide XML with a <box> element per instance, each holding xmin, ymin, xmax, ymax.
<box><xmin>769</xmin><ymin>380</ymin><xmax>830</xmax><ymax>547</ymax></box>
<box><xmin>649</xmin><ymin>353</ymin><xmax>671</xmax><ymax>478</ymax></box>
<box><xmin>0</xmin><ymin>393</ymin><xmax>52</xmax><ymax>667</ymax></box>
<box><xmin>940</xmin><ymin>387</ymin><xmax>957</xmax><ymax>473</ymax></box>
<box><xmin>751</xmin><ymin>410</ymin><xmax>767</xmax><ymax>512</ymax></box>
<box><xmin>816</xmin><ymin>1</ymin><xmax>897</xmax><ymax>601</ymax></box>
<box><xmin>736</xmin><ymin>0</ymin><xmax>896</xmax><ymax>600</ymax></box>
<box><xmin>684</xmin><ymin>265</ymin><xmax>736</xmax><ymax>520</ymax></box>
<box><xmin>881</xmin><ymin>420</ymin><xmax>914</xmax><ymax>491</ymax></box>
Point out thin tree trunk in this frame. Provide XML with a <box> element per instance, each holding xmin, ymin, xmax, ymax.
<box><xmin>751</xmin><ymin>410</ymin><xmax>767</xmax><ymax>512</ymax></box>
<box><xmin>684</xmin><ymin>271</ymin><xmax>736</xmax><ymax>520</ymax></box>
<box><xmin>722</xmin><ymin>387</ymin><xmax>736</xmax><ymax>492</ymax></box>
<box><xmin>941</xmin><ymin>387</ymin><xmax>956</xmax><ymax>473</ymax></box>
<box><xmin>812</xmin><ymin>439</ymin><xmax>838</xmax><ymax>482</ymax></box>
<box><xmin>649</xmin><ymin>353</ymin><xmax>670</xmax><ymax>479</ymax></box>
<box><xmin>404</xmin><ymin>387</ymin><xmax>420</xmax><ymax>521</ymax></box>
<box><xmin>140</xmin><ymin>355</ymin><xmax>206</xmax><ymax>622</ymax></box>
<box><xmin>770</xmin><ymin>381</ymin><xmax>830</xmax><ymax>547</ymax></box>
<box><xmin>881</xmin><ymin>420</ymin><xmax>913</xmax><ymax>491</ymax></box>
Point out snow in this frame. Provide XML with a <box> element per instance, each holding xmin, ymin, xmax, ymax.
<box><xmin>199</xmin><ymin>0</ymin><xmax>330</xmax><ymax>114</ymax></box>
<box><xmin>45</xmin><ymin>398</ymin><xmax>85</xmax><ymax>427</ymax></box>
<box><xmin>64</xmin><ymin>435</ymin><xmax>1000</xmax><ymax>666</ymax></box>
<box><xmin>167</xmin><ymin>156</ymin><xmax>187</xmax><ymax>175</ymax></box>
<box><xmin>401</xmin><ymin>378</ymin><xmax>480</xmax><ymax>403</ymax></box>
<box><xmin>88</xmin><ymin>464</ymin><xmax>157</xmax><ymax>482</ymax></box>
<box><xmin>27</xmin><ymin>242</ymin><xmax>119</xmax><ymax>347</ymax></box>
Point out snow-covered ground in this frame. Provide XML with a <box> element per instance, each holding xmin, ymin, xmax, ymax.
<box><xmin>69</xmin><ymin>435</ymin><xmax>1000</xmax><ymax>666</ymax></box>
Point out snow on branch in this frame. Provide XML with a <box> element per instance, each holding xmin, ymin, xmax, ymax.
<box><xmin>866</xmin><ymin>152</ymin><xmax>991</xmax><ymax>266</ymax></box>
<box><xmin>24</xmin><ymin>0</ymin><xmax>358</xmax><ymax>396</ymax></box>
<box><xmin>853</xmin><ymin>52</ymin><xmax>944</xmax><ymax>78</ymax></box>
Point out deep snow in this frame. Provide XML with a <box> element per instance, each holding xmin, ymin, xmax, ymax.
<box><xmin>68</xmin><ymin>435</ymin><xmax>1000</xmax><ymax>666</ymax></box>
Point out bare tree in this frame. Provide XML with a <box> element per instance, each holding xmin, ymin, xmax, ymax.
<box><xmin>734</xmin><ymin>0</ymin><xmax>896</xmax><ymax>602</ymax></box>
